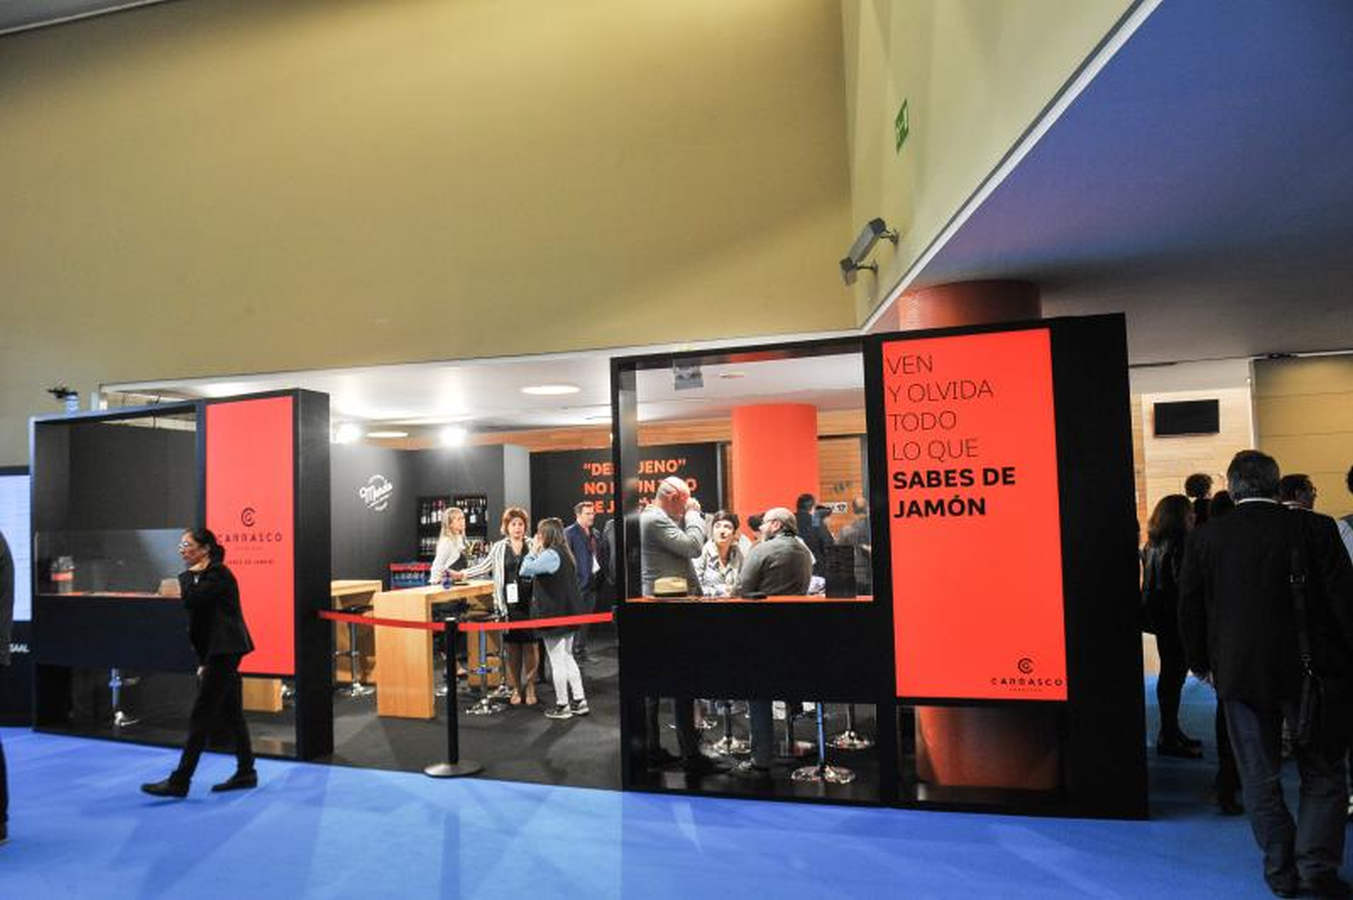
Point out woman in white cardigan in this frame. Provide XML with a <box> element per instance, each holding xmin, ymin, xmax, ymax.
<box><xmin>456</xmin><ymin>506</ymin><xmax>539</xmax><ymax>705</ymax></box>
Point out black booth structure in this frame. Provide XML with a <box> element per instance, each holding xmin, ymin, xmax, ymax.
<box><xmin>611</xmin><ymin>314</ymin><xmax>1147</xmax><ymax>818</ymax></box>
<box><xmin>29</xmin><ymin>390</ymin><xmax>333</xmax><ymax>761</ymax></box>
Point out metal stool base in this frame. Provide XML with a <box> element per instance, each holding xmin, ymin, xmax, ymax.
<box><xmin>340</xmin><ymin>683</ymin><xmax>376</xmax><ymax>699</ymax></box>
<box><xmin>464</xmin><ymin>697</ymin><xmax>505</xmax><ymax>716</ymax></box>
<box><xmin>424</xmin><ymin>760</ymin><xmax>483</xmax><ymax>778</ymax></box>
<box><xmin>790</xmin><ymin>764</ymin><xmax>856</xmax><ymax>784</ymax></box>
<box><xmin>710</xmin><ymin>736</ymin><xmax>750</xmax><ymax>756</ymax></box>
<box><xmin>828</xmin><ymin>730</ymin><xmax>873</xmax><ymax>751</ymax></box>
<box><xmin>113</xmin><ymin>710</ymin><xmax>139</xmax><ymax>728</ymax></box>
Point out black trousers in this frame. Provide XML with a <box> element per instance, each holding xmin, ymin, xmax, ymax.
<box><xmin>1155</xmin><ymin>622</ymin><xmax>1188</xmax><ymax>741</ymax></box>
<box><xmin>171</xmin><ymin>654</ymin><xmax>254</xmax><ymax>783</ymax></box>
<box><xmin>645</xmin><ymin>696</ymin><xmax>700</xmax><ymax>761</ymax></box>
<box><xmin>0</xmin><ymin>718</ymin><xmax>7</xmax><ymax>826</ymax></box>
<box><xmin>1225</xmin><ymin>699</ymin><xmax>1347</xmax><ymax>883</ymax></box>
<box><xmin>572</xmin><ymin>586</ymin><xmax>599</xmax><ymax>654</ymax></box>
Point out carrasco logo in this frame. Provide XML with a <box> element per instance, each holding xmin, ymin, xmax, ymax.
<box><xmin>359</xmin><ymin>475</ymin><xmax>394</xmax><ymax>512</ymax></box>
<box><xmin>989</xmin><ymin>655</ymin><xmax>1063</xmax><ymax>691</ymax></box>
<box><xmin>241</xmin><ymin>507</ymin><xmax>257</xmax><ymax>527</ymax></box>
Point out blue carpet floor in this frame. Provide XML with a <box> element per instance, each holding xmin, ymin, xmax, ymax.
<box><xmin>0</xmin><ymin>677</ymin><xmax>1326</xmax><ymax>898</ymax></box>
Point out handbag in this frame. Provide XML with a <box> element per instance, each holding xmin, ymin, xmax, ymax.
<box><xmin>1139</xmin><ymin>546</ymin><xmax>1158</xmax><ymax>635</ymax></box>
<box><xmin>1289</xmin><ymin>528</ymin><xmax>1324</xmax><ymax>750</ymax></box>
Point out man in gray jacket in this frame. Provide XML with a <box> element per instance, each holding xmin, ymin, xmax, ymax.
<box><xmin>639</xmin><ymin>476</ymin><xmax>720</xmax><ymax>773</ymax></box>
<box><xmin>639</xmin><ymin>476</ymin><xmax>706</xmax><ymax>595</ymax></box>
<box><xmin>734</xmin><ymin>508</ymin><xmax>813</xmax><ymax>779</ymax></box>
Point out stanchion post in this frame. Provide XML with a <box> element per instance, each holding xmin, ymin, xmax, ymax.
<box><xmin>425</xmin><ymin>613</ymin><xmax>484</xmax><ymax>778</ymax></box>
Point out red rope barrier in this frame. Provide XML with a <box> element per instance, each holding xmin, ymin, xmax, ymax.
<box><xmin>317</xmin><ymin>609</ymin><xmax>615</xmax><ymax>632</ymax></box>
<box><xmin>461</xmin><ymin>611</ymin><xmax>613</xmax><ymax>632</ymax></box>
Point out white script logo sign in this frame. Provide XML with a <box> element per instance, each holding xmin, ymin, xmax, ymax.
<box><xmin>359</xmin><ymin>475</ymin><xmax>394</xmax><ymax>512</ymax></box>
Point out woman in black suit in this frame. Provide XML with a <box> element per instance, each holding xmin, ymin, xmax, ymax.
<box><xmin>142</xmin><ymin>528</ymin><xmax>257</xmax><ymax>797</ymax></box>
<box><xmin>1142</xmin><ymin>494</ymin><xmax>1201</xmax><ymax>758</ymax></box>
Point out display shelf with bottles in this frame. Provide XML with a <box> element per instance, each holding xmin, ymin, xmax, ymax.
<box><xmin>416</xmin><ymin>495</ymin><xmax>451</xmax><ymax>561</ymax></box>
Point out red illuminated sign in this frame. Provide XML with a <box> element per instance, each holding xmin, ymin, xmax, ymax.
<box><xmin>205</xmin><ymin>396</ymin><xmax>295</xmax><ymax>676</ymax></box>
<box><xmin>882</xmin><ymin>328</ymin><xmax>1066</xmax><ymax>700</ymax></box>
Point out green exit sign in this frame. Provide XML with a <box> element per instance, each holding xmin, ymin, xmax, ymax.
<box><xmin>894</xmin><ymin>99</ymin><xmax>910</xmax><ymax>154</ymax></box>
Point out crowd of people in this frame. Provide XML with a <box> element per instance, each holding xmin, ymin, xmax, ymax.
<box><xmin>1146</xmin><ymin>454</ymin><xmax>1353</xmax><ymax>898</ymax></box>
<box><xmin>636</xmin><ymin>475</ymin><xmax>865</xmax><ymax>779</ymax></box>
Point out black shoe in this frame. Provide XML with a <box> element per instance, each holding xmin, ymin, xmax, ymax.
<box><xmin>1177</xmin><ymin>732</ymin><xmax>1203</xmax><ymax>749</ymax></box>
<box><xmin>646</xmin><ymin>748</ymin><xmax>681</xmax><ymax>768</ymax></box>
<box><xmin>731</xmin><ymin>760</ymin><xmax>772</xmax><ymax>781</ymax></box>
<box><xmin>681</xmin><ymin>755</ymin><xmax>726</xmax><ymax>776</ymax></box>
<box><xmin>0</xmin><ymin>821</ymin><xmax>7</xmax><ymax>844</ymax></box>
<box><xmin>1299</xmin><ymin>873</ymin><xmax>1352</xmax><ymax>898</ymax></box>
<box><xmin>141</xmin><ymin>777</ymin><xmax>189</xmax><ymax>798</ymax></box>
<box><xmin>1156</xmin><ymin>739</ymin><xmax>1203</xmax><ymax>759</ymax></box>
<box><xmin>1218</xmin><ymin>795</ymin><xmax>1244</xmax><ymax>816</ymax></box>
<box><xmin>1265</xmin><ymin>875</ymin><xmax>1298</xmax><ymax>898</ymax></box>
<box><xmin>211</xmin><ymin>770</ymin><xmax>258</xmax><ymax>793</ymax></box>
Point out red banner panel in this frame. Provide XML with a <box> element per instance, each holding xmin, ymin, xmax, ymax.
<box><xmin>883</xmin><ymin>329</ymin><xmax>1066</xmax><ymax>700</ymax></box>
<box><xmin>205</xmin><ymin>396</ymin><xmax>295</xmax><ymax>676</ymax></box>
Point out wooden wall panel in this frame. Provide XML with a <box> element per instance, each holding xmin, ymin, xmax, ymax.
<box><xmin>818</xmin><ymin>435</ymin><xmax>865</xmax><ymax>536</ymax></box>
<box><xmin>1254</xmin><ymin>354</ymin><xmax>1353</xmax><ymax>519</ymax></box>
<box><xmin>1139</xmin><ymin>387</ymin><xmax>1254</xmax><ymax>521</ymax></box>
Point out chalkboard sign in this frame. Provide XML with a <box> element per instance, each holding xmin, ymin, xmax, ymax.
<box><xmin>530</xmin><ymin>444</ymin><xmax>720</xmax><ymax>527</ymax></box>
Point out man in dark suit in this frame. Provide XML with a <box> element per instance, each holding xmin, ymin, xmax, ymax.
<box><xmin>1180</xmin><ymin>450</ymin><xmax>1353</xmax><ymax>898</ymax></box>
<box><xmin>564</xmin><ymin>501</ymin><xmax>606</xmax><ymax>661</ymax></box>
<box><xmin>0</xmin><ymin>529</ymin><xmax>13</xmax><ymax>844</ymax></box>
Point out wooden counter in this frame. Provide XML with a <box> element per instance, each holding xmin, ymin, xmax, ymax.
<box><xmin>242</xmin><ymin>579</ymin><xmax>385</xmax><ymax>713</ymax></box>
<box><xmin>372</xmin><ymin>581</ymin><xmax>496</xmax><ymax>719</ymax></box>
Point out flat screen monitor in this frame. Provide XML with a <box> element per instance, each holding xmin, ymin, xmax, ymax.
<box><xmin>1153</xmin><ymin>399</ymin><xmax>1220</xmax><ymax>436</ymax></box>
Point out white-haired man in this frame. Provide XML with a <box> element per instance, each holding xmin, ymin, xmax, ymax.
<box><xmin>638</xmin><ymin>475</ymin><xmax>720</xmax><ymax>774</ymax></box>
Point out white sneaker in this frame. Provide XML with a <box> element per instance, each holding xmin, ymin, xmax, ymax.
<box><xmin>544</xmin><ymin>704</ymin><xmax>573</xmax><ymax>720</ymax></box>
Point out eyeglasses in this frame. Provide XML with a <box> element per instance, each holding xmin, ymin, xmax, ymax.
<box><xmin>178</xmin><ymin>540</ymin><xmax>195</xmax><ymax>550</ymax></box>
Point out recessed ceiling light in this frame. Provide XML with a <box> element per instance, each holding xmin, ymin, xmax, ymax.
<box><xmin>440</xmin><ymin>425</ymin><xmax>469</xmax><ymax>447</ymax></box>
<box><xmin>521</xmin><ymin>384</ymin><xmax>581</xmax><ymax>396</ymax></box>
<box><xmin>201</xmin><ymin>381</ymin><xmax>257</xmax><ymax>398</ymax></box>
<box><xmin>366</xmin><ymin>430</ymin><xmax>409</xmax><ymax>439</ymax></box>
<box><xmin>718</xmin><ymin>371</ymin><xmax>747</xmax><ymax>380</ymax></box>
<box><xmin>333</xmin><ymin>423</ymin><xmax>363</xmax><ymax>444</ymax></box>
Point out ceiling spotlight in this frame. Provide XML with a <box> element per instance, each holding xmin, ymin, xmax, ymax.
<box><xmin>521</xmin><ymin>384</ymin><xmax>580</xmax><ymax>396</ymax></box>
<box><xmin>366</xmin><ymin>430</ymin><xmax>409</xmax><ymax>439</ymax></box>
<box><xmin>673</xmin><ymin>364</ymin><xmax>703</xmax><ymax>391</ymax></box>
<box><xmin>333</xmin><ymin>423</ymin><xmax>363</xmax><ymax>444</ymax></box>
<box><xmin>440</xmin><ymin>425</ymin><xmax>468</xmax><ymax>447</ymax></box>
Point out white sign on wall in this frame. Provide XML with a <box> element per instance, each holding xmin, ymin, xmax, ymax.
<box><xmin>359</xmin><ymin>474</ymin><xmax>394</xmax><ymax>512</ymax></box>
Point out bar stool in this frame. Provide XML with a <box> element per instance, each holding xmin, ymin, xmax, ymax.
<box><xmin>828</xmin><ymin>703</ymin><xmax>874</xmax><ymax>750</ymax></box>
<box><xmin>782</xmin><ymin>701</ymin><xmax>815</xmax><ymax>758</ymax></box>
<box><xmin>109</xmin><ymin>668</ymin><xmax>138</xmax><ymax>728</ymax></box>
<box><xmin>791</xmin><ymin>702</ymin><xmax>855</xmax><ymax>784</ymax></box>
<box><xmin>464</xmin><ymin>613</ymin><xmax>505</xmax><ymax>716</ymax></box>
<box><xmin>333</xmin><ymin>603</ymin><xmax>375</xmax><ymax>698</ymax></box>
<box><xmin>698</xmin><ymin>698</ymin><xmax>720</xmax><ymax>731</ymax></box>
<box><xmin>709</xmin><ymin>699</ymin><xmax>749</xmax><ymax>756</ymax></box>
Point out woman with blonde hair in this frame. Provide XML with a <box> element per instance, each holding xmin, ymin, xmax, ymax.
<box><xmin>458</xmin><ymin>506</ymin><xmax>540</xmax><ymax>705</ymax></box>
<box><xmin>429</xmin><ymin>506</ymin><xmax>469</xmax><ymax>586</ymax></box>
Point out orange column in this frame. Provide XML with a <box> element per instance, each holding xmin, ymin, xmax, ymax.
<box><xmin>885</xmin><ymin>280</ymin><xmax>1060</xmax><ymax>791</ymax></box>
<box><xmin>730</xmin><ymin>404</ymin><xmax>819</xmax><ymax>531</ymax></box>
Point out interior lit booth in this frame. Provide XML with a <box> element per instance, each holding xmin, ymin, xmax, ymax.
<box><xmin>613</xmin><ymin>315</ymin><xmax>1147</xmax><ymax>816</ymax></box>
<box><xmin>29</xmin><ymin>391</ymin><xmax>333</xmax><ymax>761</ymax></box>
